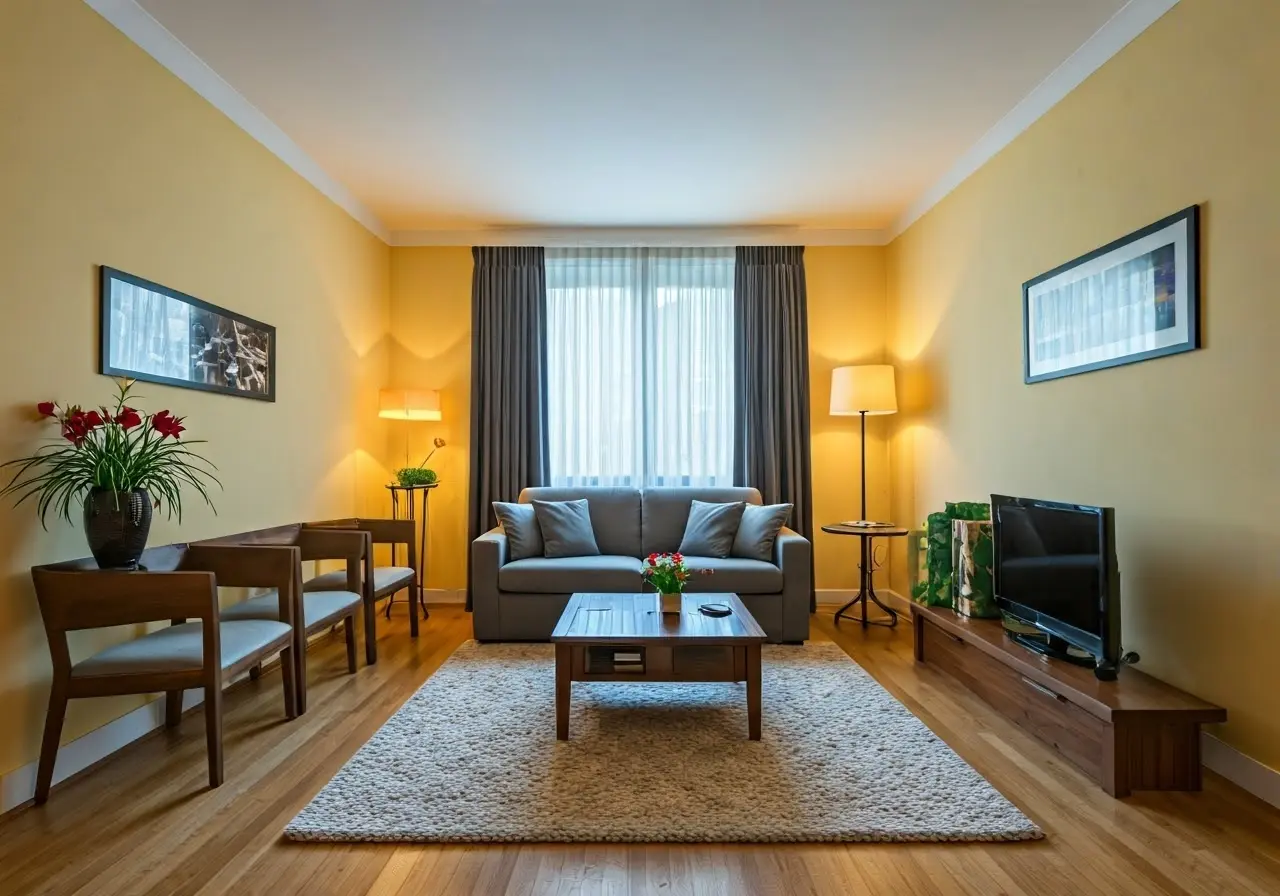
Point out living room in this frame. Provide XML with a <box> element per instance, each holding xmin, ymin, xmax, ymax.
<box><xmin>2</xmin><ymin>0</ymin><xmax>1278</xmax><ymax>893</ymax></box>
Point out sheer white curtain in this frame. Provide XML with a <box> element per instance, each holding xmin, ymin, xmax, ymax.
<box><xmin>546</xmin><ymin>247</ymin><xmax>735</xmax><ymax>487</ymax></box>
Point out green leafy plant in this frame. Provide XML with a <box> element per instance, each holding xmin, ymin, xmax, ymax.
<box><xmin>394</xmin><ymin>467</ymin><xmax>438</xmax><ymax>487</ymax></box>
<box><xmin>393</xmin><ymin>437</ymin><xmax>445</xmax><ymax>487</ymax></box>
<box><xmin>0</xmin><ymin>379</ymin><xmax>220</xmax><ymax>527</ymax></box>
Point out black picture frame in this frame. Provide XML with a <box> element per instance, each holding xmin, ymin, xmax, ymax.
<box><xmin>1022</xmin><ymin>205</ymin><xmax>1200</xmax><ymax>384</ymax></box>
<box><xmin>99</xmin><ymin>266</ymin><xmax>276</xmax><ymax>402</ymax></box>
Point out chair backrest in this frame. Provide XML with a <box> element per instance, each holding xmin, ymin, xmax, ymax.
<box><xmin>640</xmin><ymin>487</ymin><xmax>762</xmax><ymax>556</ymax></box>
<box><xmin>518</xmin><ymin>487</ymin><xmax>642</xmax><ymax>557</ymax></box>
<box><xmin>31</xmin><ymin>543</ymin><xmax>219</xmax><ymax>678</ymax></box>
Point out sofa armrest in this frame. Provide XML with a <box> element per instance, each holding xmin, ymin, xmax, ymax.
<box><xmin>470</xmin><ymin>527</ymin><xmax>508</xmax><ymax>640</ymax></box>
<box><xmin>774</xmin><ymin>527</ymin><xmax>812</xmax><ymax>641</ymax></box>
<box><xmin>774</xmin><ymin>526</ymin><xmax>809</xmax><ymax>570</ymax></box>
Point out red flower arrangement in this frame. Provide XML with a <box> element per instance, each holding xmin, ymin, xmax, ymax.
<box><xmin>641</xmin><ymin>551</ymin><xmax>713</xmax><ymax>595</ymax></box>
<box><xmin>2</xmin><ymin>379</ymin><xmax>218</xmax><ymax>528</ymax></box>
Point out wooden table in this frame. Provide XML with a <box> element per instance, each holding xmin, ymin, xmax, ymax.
<box><xmin>550</xmin><ymin>592</ymin><xmax>767</xmax><ymax>741</ymax></box>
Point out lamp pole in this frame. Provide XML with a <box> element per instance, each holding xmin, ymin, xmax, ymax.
<box><xmin>860</xmin><ymin>409</ymin><xmax>868</xmax><ymax>522</ymax></box>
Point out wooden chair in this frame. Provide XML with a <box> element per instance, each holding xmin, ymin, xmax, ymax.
<box><xmin>305</xmin><ymin>518</ymin><xmax>418</xmax><ymax>664</ymax></box>
<box><xmin>30</xmin><ymin>542</ymin><xmax>300</xmax><ymax>804</ymax></box>
<box><xmin>198</xmin><ymin>524</ymin><xmax>368</xmax><ymax>713</ymax></box>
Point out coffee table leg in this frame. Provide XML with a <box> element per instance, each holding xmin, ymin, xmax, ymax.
<box><xmin>746</xmin><ymin>644</ymin><xmax>761</xmax><ymax>741</ymax></box>
<box><xmin>555</xmin><ymin>643</ymin><xmax>571</xmax><ymax>740</ymax></box>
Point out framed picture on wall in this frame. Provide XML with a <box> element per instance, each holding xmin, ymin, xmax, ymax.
<box><xmin>99</xmin><ymin>267</ymin><xmax>276</xmax><ymax>401</ymax></box>
<box><xmin>1022</xmin><ymin>205</ymin><xmax>1200</xmax><ymax>384</ymax></box>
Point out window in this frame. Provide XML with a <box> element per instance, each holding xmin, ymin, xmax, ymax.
<box><xmin>545</xmin><ymin>247</ymin><xmax>735</xmax><ymax>487</ymax></box>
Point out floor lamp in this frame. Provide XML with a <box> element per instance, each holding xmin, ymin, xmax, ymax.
<box><xmin>829</xmin><ymin>365</ymin><xmax>897</xmax><ymax>524</ymax></box>
<box><xmin>378</xmin><ymin>388</ymin><xmax>441</xmax><ymax>619</ymax></box>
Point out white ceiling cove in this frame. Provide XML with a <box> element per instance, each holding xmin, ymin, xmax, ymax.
<box><xmin>91</xmin><ymin>0</ymin><xmax>1179</xmax><ymax>243</ymax></box>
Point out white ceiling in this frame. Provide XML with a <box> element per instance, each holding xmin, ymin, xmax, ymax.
<box><xmin>117</xmin><ymin>0</ymin><xmax>1168</xmax><ymax>241</ymax></box>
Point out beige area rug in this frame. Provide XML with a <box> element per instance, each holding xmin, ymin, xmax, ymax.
<box><xmin>285</xmin><ymin>642</ymin><xmax>1042</xmax><ymax>843</ymax></box>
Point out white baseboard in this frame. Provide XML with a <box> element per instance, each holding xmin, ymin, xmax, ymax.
<box><xmin>1202</xmin><ymin>733</ymin><xmax>1280</xmax><ymax>810</ymax></box>
<box><xmin>423</xmin><ymin>588</ymin><xmax>466</xmax><ymax>604</ymax></box>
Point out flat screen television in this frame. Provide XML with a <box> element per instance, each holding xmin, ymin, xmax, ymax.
<box><xmin>991</xmin><ymin>495</ymin><xmax>1122</xmax><ymax>680</ymax></box>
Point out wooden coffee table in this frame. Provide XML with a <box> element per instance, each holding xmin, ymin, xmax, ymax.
<box><xmin>550</xmin><ymin>592</ymin><xmax>767</xmax><ymax>741</ymax></box>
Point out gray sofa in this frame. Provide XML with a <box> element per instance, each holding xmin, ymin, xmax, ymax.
<box><xmin>471</xmin><ymin>486</ymin><xmax>811</xmax><ymax>643</ymax></box>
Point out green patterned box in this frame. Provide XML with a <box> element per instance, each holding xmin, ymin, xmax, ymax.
<box><xmin>912</xmin><ymin>501</ymin><xmax>991</xmax><ymax>610</ymax></box>
<box><xmin>951</xmin><ymin>519</ymin><xmax>999</xmax><ymax>618</ymax></box>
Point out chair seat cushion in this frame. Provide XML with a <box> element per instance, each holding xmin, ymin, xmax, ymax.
<box><xmin>72</xmin><ymin>619</ymin><xmax>292</xmax><ymax>678</ymax></box>
<box><xmin>678</xmin><ymin>556</ymin><xmax>783</xmax><ymax>594</ymax></box>
<box><xmin>499</xmin><ymin>555</ymin><xmax>643</xmax><ymax>593</ymax></box>
<box><xmin>222</xmin><ymin>590</ymin><xmax>361</xmax><ymax>628</ymax></box>
<box><xmin>306</xmin><ymin>566</ymin><xmax>415</xmax><ymax>596</ymax></box>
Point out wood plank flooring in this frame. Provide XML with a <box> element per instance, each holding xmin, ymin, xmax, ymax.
<box><xmin>1</xmin><ymin>606</ymin><xmax>1278</xmax><ymax>895</ymax></box>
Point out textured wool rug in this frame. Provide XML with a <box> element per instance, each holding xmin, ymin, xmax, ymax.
<box><xmin>286</xmin><ymin>642</ymin><xmax>1041</xmax><ymax>843</ymax></box>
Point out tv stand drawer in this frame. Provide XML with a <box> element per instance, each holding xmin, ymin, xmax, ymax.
<box><xmin>920</xmin><ymin>616</ymin><xmax>1105</xmax><ymax>780</ymax></box>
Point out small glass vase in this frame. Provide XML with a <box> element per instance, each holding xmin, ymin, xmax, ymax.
<box><xmin>659</xmin><ymin>592</ymin><xmax>683</xmax><ymax>615</ymax></box>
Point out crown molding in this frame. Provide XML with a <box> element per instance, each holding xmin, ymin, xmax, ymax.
<box><xmin>886</xmin><ymin>0</ymin><xmax>1181</xmax><ymax>242</ymax></box>
<box><xmin>389</xmin><ymin>226</ymin><xmax>888</xmax><ymax>248</ymax></box>
<box><xmin>82</xmin><ymin>0</ymin><xmax>390</xmax><ymax>242</ymax></box>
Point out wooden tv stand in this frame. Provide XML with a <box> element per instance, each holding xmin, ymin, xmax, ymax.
<box><xmin>911</xmin><ymin>604</ymin><xmax>1226</xmax><ymax>797</ymax></box>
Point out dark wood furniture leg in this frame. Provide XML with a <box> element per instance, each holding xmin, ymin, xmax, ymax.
<box><xmin>555</xmin><ymin>643</ymin><xmax>571</xmax><ymax>740</ymax></box>
<box><xmin>164</xmin><ymin>690</ymin><xmax>183</xmax><ymax>728</ymax></box>
<box><xmin>364</xmin><ymin>594</ymin><xmax>378</xmax><ymax>666</ymax></box>
<box><xmin>745</xmin><ymin>645</ymin><xmax>762</xmax><ymax>741</ymax></box>
<box><xmin>204</xmin><ymin>681</ymin><xmax>224</xmax><ymax>788</ymax></box>
<box><xmin>34</xmin><ymin>679</ymin><xmax>69</xmax><ymax>805</ymax></box>
<box><xmin>343</xmin><ymin>616</ymin><xmax>358</xmax><ymax>673</ymax></box>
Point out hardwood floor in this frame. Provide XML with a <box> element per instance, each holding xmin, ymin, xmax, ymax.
<box><xmin>1</xmin><ymin>606</ymin><xmax>1278</xmax><ymax>895</ymax></box>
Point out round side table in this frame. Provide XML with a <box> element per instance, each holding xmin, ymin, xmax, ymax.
<box><xmin>386</xmin><ymin>483</ymin><xmax>436</xmax><ymax>620</ymax></box>
<box><xmin>821</xmin><ymin>524</ymin><xmax>909</xmax><ymax>628</ymax></box>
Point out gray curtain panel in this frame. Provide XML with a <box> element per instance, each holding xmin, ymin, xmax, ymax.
<box><xmin>732</xmin><ymin>246</ymin><xmax>815</xmax><ymax>605</ymax></box>
<box><xmin>467</xmin><ymin>246</ymin><xmax>549</xmax><ymax>609</ymax></box>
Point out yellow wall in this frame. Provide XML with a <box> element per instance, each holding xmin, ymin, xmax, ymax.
<box><xmin>388</xmin><ymin>248</ymin><xmax>473</xmax><ymax>591</ymax></box>
<box><xmin>0</xmin><ymin>0</ymin><xmax>391</xmax><ymax>775</ymax></box>
<box><xmin>387</xmin><ymin>246</ymin><xmax>889</xmax><ymax>593</ymax></box>
<box><xmin>886</xmin><ymin>0</ymin><xmax>1280</xmax><ymax>767</ymax></box>
<box><xmin>805</xmin><ymin>247</ymin><xmax>890</xmax><ymax>591</ymax></box>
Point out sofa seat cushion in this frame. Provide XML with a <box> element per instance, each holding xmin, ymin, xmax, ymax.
<box><xmin>306</xmin><ymin>566</ymin><xmax>414</xmax><ymax>596</ymax></box>
<box><xmin>72</xmin><ymin>619</ymin><xmax>292</xmax><ymax>678</ymax></box>
<box><xmin>222</xmin><ymin>590</ymin><xmax>361</xmax><ymax>629</ymax></box>
<box><xmin>679</xmin><ymin>556</ymin><xmax>783</xmax><ymax>594</ymax></box>
<box><xmin>499</xmin><ymin>555</ymin><xmax>644</xmax><ymax>594</ymax></box>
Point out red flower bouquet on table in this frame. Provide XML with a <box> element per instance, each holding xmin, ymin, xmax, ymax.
<box><xmin>2</xmin><ymin>379</ymin><xmax>219</xmax><ymax>568</ymax></box>
<box><xmin>642</xmin><ymin>552</ymin><xmax>713</xmax><ymax>615</ymax></box>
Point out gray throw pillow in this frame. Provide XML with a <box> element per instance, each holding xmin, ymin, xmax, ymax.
<box><xmin>492</xmin><ymin>502</ymin><xmax>543</xmax><ymax>561</ymax></box>
<box><xmin>732</xmin><ymin>503</ymin><xmax>793</xmax><ymax>562</ymax></box>
<box><xmin>532</xmin><ymin>499</ymin><xmax>601</xmax><ymax>558</ymax></box>
<box><xmin>678</xmin><ymin>500</ymin><xmax>747</xmax><ymax>559</ymax></box>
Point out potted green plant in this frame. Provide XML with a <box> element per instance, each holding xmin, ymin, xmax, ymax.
<box><xmin>394</xmin><ymin>437</ymin><xmax>446</xmax><ymax>487</ymax></box>
<box><xmin>1</xmin><ymin>379</ymin><xmax>219</xmax><ymax>569</ymax></box>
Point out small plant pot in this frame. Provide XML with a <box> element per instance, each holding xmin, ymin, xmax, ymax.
<box><xmin>659</xmin><ymin>592</ymin><xmax>683</xmax><ymax>615</ymax></box>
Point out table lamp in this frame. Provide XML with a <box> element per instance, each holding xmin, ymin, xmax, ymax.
<box><xmin>830</xmin><ymin>365</ymin><xmax>897</xmax><ymax>524</ymax></box>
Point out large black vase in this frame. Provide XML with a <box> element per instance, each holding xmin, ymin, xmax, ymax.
<box><xmin>83</xmin><ymin>489</ymin><xmax>153</xmax><ymax>569</ymax></box>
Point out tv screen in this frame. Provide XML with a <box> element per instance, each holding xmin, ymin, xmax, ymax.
<box><xmin>991</xmin><ymin>495</ymin><xmax>1119</xmax><ymax>667</ymax></box>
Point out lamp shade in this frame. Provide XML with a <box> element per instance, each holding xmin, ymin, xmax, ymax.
<box><xmin>830</xmin><ymin>365</ymin><xmax>897</xmax><ymax>416</ymax></box>
<box><xmin>378</xmin><ymin>388</ymin><xmax>442</xmax><ymax>421</ymax></box>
